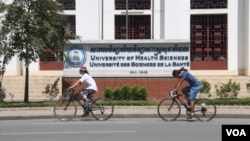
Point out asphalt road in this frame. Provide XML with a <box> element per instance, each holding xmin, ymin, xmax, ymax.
<box><xmin>0</xmin><ymin>118</ymin><xmax>250</xmax><ymax>141</ymax></box>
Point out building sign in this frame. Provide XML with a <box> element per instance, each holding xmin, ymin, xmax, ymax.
<box><xmin>64</xmin><ymin>42</ymin><xmax>190</xmax><ymax>77</ymax></box>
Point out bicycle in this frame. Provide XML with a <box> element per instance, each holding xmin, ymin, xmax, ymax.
<box><xmin>157</xmin><ymin>91</ymin><xmax>216</xmax><ymax>122</ymax></box>
<box><xmin>53</xmin><ymin>89</ymin><xmax>114</xmax><ymax>121</ymax></box>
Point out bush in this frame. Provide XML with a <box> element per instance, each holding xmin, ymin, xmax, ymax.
<box><xmin>104</xmin><ymin>84</ymin><xmax>148</xmax><ymax>100</ymax></box>
<box><xmin>113</xmin><ymin>87</ymin><xmax>122</xmax><ymax>100</ymax></box>
<box><xmin>213</xmin><ymin>98</ymin><xmax>250</xmax><ymax>105</ymax></box>
<box><xmin>103</xmin><ymin>87</ymin><xmax>113</xmax><ymax>99</ymax></box>
<box><xmin>0</xmin><ymin>82</ymin><xmax>6</xmax><ymax>102</ymax></box>
<box><xmin>130</xmin><ymin>85</ymin><xmax>139</xmax><ymax>100</ymax></box>
<box><xmin>42</xmin><ymin>77</ymin><xmax>60</xmax><ymax>100</ymax></box>
<box><xmin>199</xmin><ymin>79</ymin><xmax>211</xmax><ymax>98</ymax></box>
<box><xmin>137</xmin><ymin>87</ymin><xmax>148</xmax><ymax>100</ymax></box>
<box><xmin>199</xmin><ymin>79</ymin><xmax>211</xmax><ymax>93</ymax></box>
<box><xmin>215</xmin><ymin>79</ymin><xmax>240</xmax><ymax>98</ymax></box>
<box><xmin>120</xmin><ymin>84</ymin><xmax>131</xmax><ymax>100</ymax></box>
<box><xmin>246</xmin><ymin>81</ymin><xmax>250</xmax><ymax>90</ymax></box>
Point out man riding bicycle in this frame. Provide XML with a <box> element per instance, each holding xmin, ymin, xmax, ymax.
<box><xmin>172</xmin><ymin>67</ymin><xmax>201</xmax><ymax>119</ymax></box>
<box><xmin>68</xmin><ymin>66</ymin><xmax>98</xmax><ymax>117</ymax></box>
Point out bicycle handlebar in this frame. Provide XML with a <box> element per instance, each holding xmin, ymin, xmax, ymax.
<box><xmin>169</xmin><ymin>91</ymin><xmax>177</xmax><ymax>97</ymax></box>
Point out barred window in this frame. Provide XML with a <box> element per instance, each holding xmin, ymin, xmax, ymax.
<box><xmin>191</xmin><ymin>0</ymin><xmax>227</xmax><ymax>9</ymax></box>
<box><xmin>39</xmin><ymin>49</ymin><xmax>63</xmax><ymax>62</ymax></box>
<box><xmin>65</xmin><ymin>15</ymin><xmax>76</xmax><ymax>36</ymax></box>
<box><xmin>115</xmin><ymin>0</ymin><xmax>151</xmax><ymax>10</ymax></box>
<box><xmin>57</xmin><ymin>0</ymin><xmax>75</xmax><ymax>10</ymax></box>
<box><xmin>115</xmin><ymin>15</ymin><xmax>151</xmax><ymax>39</ymax></box>
<box><xmin>190</xmin><ymin>15</ymin><xmax>227</xmax><ymax>70</ymax></box>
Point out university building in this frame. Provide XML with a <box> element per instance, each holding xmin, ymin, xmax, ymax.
<box><xmin>2</xmin><ymin>0</ymin><xmax>250</xmax><ymax>101</ymax></box>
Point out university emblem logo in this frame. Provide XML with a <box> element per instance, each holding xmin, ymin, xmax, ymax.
<box><xmin>65</xmin><ymin>46</ymin><xmax>87</xmax><ymax>67</ymax></box>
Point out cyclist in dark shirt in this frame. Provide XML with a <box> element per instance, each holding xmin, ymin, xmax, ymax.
<box><xmin>172</xmin><ymin>67</ymin><xmax>201</xmax><ymax>119</ymax></box>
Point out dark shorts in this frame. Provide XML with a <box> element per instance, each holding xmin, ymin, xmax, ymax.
<box><xmin>86</xmin><ymin>89</ymin><xmax>96</xmax><ymax>102</ymax></box>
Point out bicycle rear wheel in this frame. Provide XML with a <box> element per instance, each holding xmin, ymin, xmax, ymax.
<box><xmin>90</xmin><ymin>97</ymin><xmax>114</xmax><ymax>121</ymax></box>
<box><xmin>157</xmin><ymin>98</ymin><xmax>181</xmax><ymax>121</ymax></box>
<box><xmin>194</xmin><ymin>98</ymin><xmax>216</xmax><ymax>122</ymax></box>
<box><xmin>53</xmin><ymin>98</ymin><xmax>77</xmax><ymax>121</ymax></box>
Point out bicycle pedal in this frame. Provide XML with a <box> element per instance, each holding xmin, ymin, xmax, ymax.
<box><xmin>100</xmin><ymin>109</ymin><xmax>105</xmax><ymax>114</ymax></box>
<box><xmin>201</xmin><ymin>107</ymin><xmax>207</xmax><ymax>111</ymax></box>
<box><xmin>187</xmin><ymin>115</ymin><xmax>195</xmax><ymax>120</ymax></box>
<box><xmin>81</xmin><ymin>112</ymin><xmax>90</xmax><ymax>117</ymax></box>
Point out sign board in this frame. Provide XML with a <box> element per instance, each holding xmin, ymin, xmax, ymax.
<box><xmin>63</xmin><ymin>41</ymin><xmax>190</xmax><ymax>77</ymax></box>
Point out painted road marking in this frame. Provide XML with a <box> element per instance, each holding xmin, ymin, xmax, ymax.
<box><xmin>0</xmin><ymin>131</ymin><xmax>136</xmax><ymax>135</ymax></box>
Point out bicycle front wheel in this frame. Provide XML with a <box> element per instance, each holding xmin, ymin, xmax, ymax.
<box><xmin>157</xmin><ymin>98</ymin><xmax>181</xmax><ymax>121</ymax></box>
<box><xmin>53</xmin><ymin>98</ymin><xmax>77</xmax><ymax>121</ymax></box>
<box><xmin>194</xmin><ymin>98</ymin><xmax>216</xmax><ymax>122</ymax></box>
<box><xmin>90</xmin><ymin>97</ymin><xmax>114</xmax><ymax>121</ymax></box>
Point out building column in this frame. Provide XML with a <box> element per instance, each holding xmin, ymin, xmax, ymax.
<box><xmin>246</xmin><ymin>0</ymin><xmax>250</xmax><ymax>76</ymax></box>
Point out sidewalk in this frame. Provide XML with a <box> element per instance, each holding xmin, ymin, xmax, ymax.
<box><xmin>0</xmin><ymin>106</ymin><xmax>250</xmax><ymax>120</ymax></box>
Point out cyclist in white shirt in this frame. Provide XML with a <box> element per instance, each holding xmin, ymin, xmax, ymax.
<box><xmin>69</xmin><ymin>66</ymin><xmax>98</xmax><ymax>117</ymax></box>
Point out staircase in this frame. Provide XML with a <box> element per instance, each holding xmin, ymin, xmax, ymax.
<box><xmin>2</xmin><ymin>76</ymin><xmax>62</xmax><ymax>101</ymax></box>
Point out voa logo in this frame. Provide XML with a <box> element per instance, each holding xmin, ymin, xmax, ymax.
<box><xmin>66</xmin><ymin>45</ymin><xmax>87</xmax><ymax>67</ymax></box>
<box><xmin>222</xmin><ymin>125</ymin><xmax>249</xmax><ymax>141</ymax></box>
<box><xmin>226</xmin><ymin>129</ymin><xmax>246</xmax><ymax>136</ymax></box>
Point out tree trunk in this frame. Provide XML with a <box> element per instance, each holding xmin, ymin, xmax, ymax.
<box><xmin>24</xmin><ymin>67</ymin><xmax>29</xmax><ymax>102</ymax></box>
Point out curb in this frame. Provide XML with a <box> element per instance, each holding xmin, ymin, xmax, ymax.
<box><xmin>0</xmin><ymin>106</ymin><xmax>250</xmax><ymax>120</ymax></box>
<box><xmin>1</xmin><ymin>114</ymin><xmax>250</xmax><ymax>120</ymax></box>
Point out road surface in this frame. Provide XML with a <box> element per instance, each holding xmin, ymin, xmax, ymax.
<box><xmin>0</xmin><ymin>118</ymin><xmax>249</xmax><ymax>141</ymax></box>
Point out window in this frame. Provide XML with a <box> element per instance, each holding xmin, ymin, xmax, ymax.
<box><xmin>65</xmin><ymin>15</ymin><xmax>76</xmax><ymax>36</ymax></box>
<box><xmin>115</xmin><ymin>0</ymin><xmax>151</xmax><ymax>10</ymax></box>
<box><xmin>190</xmin><ymin>0</ymin><xmax>228</xmax><ymax>70</ymax></box>
<box><xmin>57</xmin><ymin>0</ymin><xmax>75</xmax><ymax>10</ymax></box>
<box><xmin>39</xmin><ymin>48</ymin><xmax>64</xmax><ymax>70</ymax></box>
<box><xmin>115</xmin><ymin>0</ymin><xmax>151</xmax><ymax>39</ymax></box>
<box><xmin>191</xmin><ymin>0</ymin><xmax>227</xmax><ymax>9</ymax></box>
<box><xmin>115</xmin><ymin>15</ymin><xmax>151</xmax><ymax>39</ymax></box>
<box><xmin>190</xmin><ymin>15</ymin><xmax>227</xmax><ymax>70</ymax></box>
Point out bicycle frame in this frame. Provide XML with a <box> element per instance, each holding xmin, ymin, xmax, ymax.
<box><xmin>169</xmin><ymin>91</ymin><xmax>190</xmax><ymax>110</ymax></box>
<box><xmin>171</xmin><ymin>92</ymin><xmax>207</xmax><ymax>114</ymax></box>
<box><xmin>53</xmin><ymin>89</ymin><xmax>114</xmax><ymax>121</ymax></box>
<box><xmin>157</xmin><ymin>90</ymin><xmax>216</xmax><ymax>121</ymax></box>
<box><xmin>65</xmin><ymin>89</ymin><xmax>103</xmax><ymax>112</ymax></box>
<box><xmin>64</xmin><ymin>92</ymin><xmax>77</xmax><ymax>110</ymax></box>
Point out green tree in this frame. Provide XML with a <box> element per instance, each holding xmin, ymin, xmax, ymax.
<box><xmin>0</xmin><ymin>0</ymin><xmax>77</xmax><ymax>102</ymax></box>
<box><xmin>0</xmin><ymin>0</ymin><xmax>6</xmax><ymax>12</ymax></box>
<box><xmin>0</xmin><ymin>0</ymin><xmax>7</xmax><ymax>101</ymax></box>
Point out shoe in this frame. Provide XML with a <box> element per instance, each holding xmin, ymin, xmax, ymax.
<box><xmin>187</xmin><ymin>113</ymin><xmax>195</xmax><ymax>119</ymax></box>
<box><xmin>81</xmin><ymin>105</ymin><xmax>90</xmax><ymax>117</ymax></box>
<box><xmin>81</xmin><ymin>112</ymin><xmax>89</xmax><ymax>117</ymax></box>
<box><xmin>186</xmin><ymin>107</ymin><xmax>191</xmax><ymax>111</ymax></box>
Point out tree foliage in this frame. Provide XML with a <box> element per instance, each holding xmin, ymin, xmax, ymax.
<box><xmin>0</xmin><ymin>0</ymin><xmax>77</xmax><ymax>102</ymax></box>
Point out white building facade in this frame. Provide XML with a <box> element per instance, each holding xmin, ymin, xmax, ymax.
<box><xmin>2</xmin><ymin>0</ymin><xmax>250</xmax><ymax>101</ymax></box>
<box><xmin>2</xmin><ymin>0</ymin><xmax>250</xmax><ymax>78</ymax></box>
